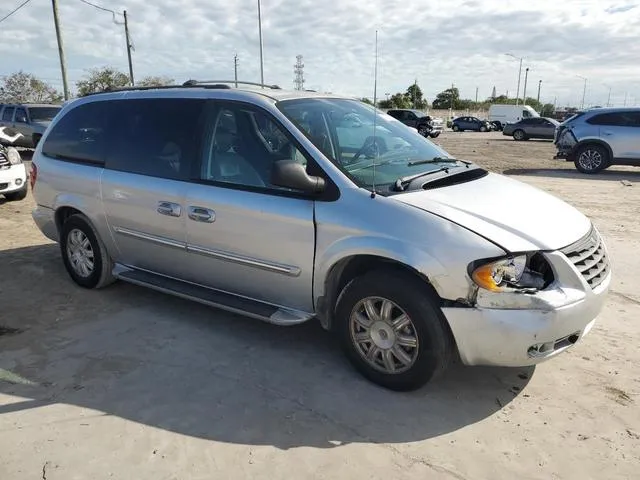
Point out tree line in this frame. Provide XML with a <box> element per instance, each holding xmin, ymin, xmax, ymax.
<box><xmin>1</xmin><ymin>71</ymin><xmax>554</xmax><ymax>117</ymax></box>
<box><xmin>0</xmin><ymin>68</ymin><xmax>174</xmax><ymax>103</ymax></box>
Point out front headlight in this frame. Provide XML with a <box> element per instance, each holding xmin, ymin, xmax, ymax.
<box><xmin>470</xmin><ymin>254</ymin><xmax>552</xmax><ymax>292</ymax></box>
<box><xmin>6</xmin><ymin>147</ymin><xmax>22</xmax><ymax>165</ymax></box>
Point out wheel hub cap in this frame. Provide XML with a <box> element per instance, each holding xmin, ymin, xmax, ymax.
<box><xmin>349</xmin><ymin>297</ymin><xmax>419</xmax><ymax>374</ymax></box>
<box><xmin>66</xmin><ymin>228</ymin><xmax>94</xmax><ymax>278</ymax></box>
<box><xmin>579</xmin><ymin>150</ymin><xmax>602</xmax><ymax>170</ymax></box>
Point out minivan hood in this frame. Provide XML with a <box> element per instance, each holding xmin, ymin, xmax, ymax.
<box><xmin>395</xmin><ymin>172</ymin><xmax>590</xmax><ymax>252</ymax></box>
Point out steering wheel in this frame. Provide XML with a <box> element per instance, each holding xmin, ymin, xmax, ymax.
<box><xmin>352</xmin><ymin>136</ymin><xmax>387</xmax><ymax>162</ymax></box>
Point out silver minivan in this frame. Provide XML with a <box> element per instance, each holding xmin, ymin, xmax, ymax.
<box><xmin>31</xmin><ymin>82</ymin><xmax>611</xmax><ymax>391</ymax></box>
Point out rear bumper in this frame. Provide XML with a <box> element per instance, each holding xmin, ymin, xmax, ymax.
<box><xmin>32</xmin><ymin>204</ymin><xmax>59</xmax><ymax>242</ymax></box>
<box><xmin>0</xmin><ymin>164</ymin><xmax>27</xmax><ymax>194</ymax></box>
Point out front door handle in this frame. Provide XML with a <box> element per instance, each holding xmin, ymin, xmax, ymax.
<box><xmin>157</xmin><ymin>201</ymin><xmax>182</xmax><ymax>217</ymax></box>
<box><xmin>188</xmin><ymin>206</ymin><xmax>216</xmax><ymax>223</ymax></box>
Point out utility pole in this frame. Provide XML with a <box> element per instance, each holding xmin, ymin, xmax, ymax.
<box><xmin>51</xmin><ymin>0</ymin><xmax>70</xmax><ymax>100</ymax></box>
<box><xmin>257</xmin><ymin>0</ymin><xmax>265</xmax><ymax>87</ymax></box>
<box><xmin>413</xmin><ymin>78</ymin><xmax>417</xmax><ymax>108</ymax></box>
<box><xmin>475</xmin><ymin>86</ymin><xmax>478</xmax><ymax>104</ymax></box>
<box><xmin>234</xmin><ymin>54</ymin><xmax>239</xmax><ymax>87</ymax></box>
<box><xmin>537</xmin><ymin>80</ymin><xmax>542</xmax><ymax>104</ymax></box>
<box><xmin>624</xmin><ymin>92</ymin><xmax>628</xmax><ymax>106</ymax></box>
<box><xmin>123</xmin><ymin>10</ymin><xmax>134</xmax><ymax>86</ymax></box>
<box><xmin>606</xmin><ymin>85</ymin><xmax>612</xmax><ymax>107</ymax></box>
<box><xmin>522</xmin><ymin>67</ymin><xmax>530</xmax><ymax>105</ymax></box>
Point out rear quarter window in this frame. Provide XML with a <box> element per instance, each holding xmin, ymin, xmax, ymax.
<box><xmin>42</xmin><ymin>101</ymin><xmax>110</xmax><ymax>165</ymax></box>
<box><xmin>586</xmin><ymin>112</ymin><xmax>637</xmax><ymax>126</ymax></box>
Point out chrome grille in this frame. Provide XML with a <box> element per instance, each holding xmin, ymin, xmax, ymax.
<box><xmin>562</xmin><ymin>227</ymin><xmax>610</xmax><ymax>289</ymax></box>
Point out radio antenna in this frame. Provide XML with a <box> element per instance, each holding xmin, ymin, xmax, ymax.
<box><xmin>371</xmin><ymin>29</ymin><xmax>379</xmax><ymax>199</ymax></box>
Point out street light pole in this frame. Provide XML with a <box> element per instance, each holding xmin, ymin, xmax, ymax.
<box><xmin>604</xmin><ymin>84</ymin><xmax>612</xmax><ymax>107</ymax></box>
<box><xmin>51</xmin><ymin>0</ymin><xmax>70</xmax><ymax>100</ymax></box>
<box><xmin>537</xmin><ymin>80</ymin><xmax>542</xmax><ymax>104</ymax></box>
<box><xmin>257</xmin><ymin>0</ymin><xmax>265</xmax><ymax>87</ymax></box>
<box><xmin>505</xmin><ymin>53</ymin><xmax>523</xmax><ymax>106</ymax></box>
<box><xmin>123</xmin><ymin>10</ymin><xmax>134</xmax><ymax>86</ymax></box>
<box><xmin>522</xmin><ymin>67</ymin><xmax>530</xmax><ymax>105</ymax></box>
<box><xmin>576</xmin><ymin>75</ymin><xmax>587</xmax><ymax>109</ymax></box>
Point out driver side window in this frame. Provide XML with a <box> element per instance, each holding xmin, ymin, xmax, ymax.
<box><xmin>200</xmin><ymin>103</ymin><xmax>309</xmax><ymax>191</ymax></box>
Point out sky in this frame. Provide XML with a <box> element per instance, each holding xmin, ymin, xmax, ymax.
<box><xmin>1</xmin><ymin>0</ymin><xmax>639</xmax><ymax>107</ymax></box>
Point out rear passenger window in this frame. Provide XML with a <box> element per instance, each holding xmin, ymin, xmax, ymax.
<box><xmin>587</xmin><ymin>112</ymin><xmax>636</xmax><ymax>126</ymax></box>
<box><xmin>42</xmin><ymin>102</ymin><xmax>109</xmax><ymax>164</ymax></box>
<box><xmin>106</xmin><ymin>99</ymin><xmax>205</xmax><ymax>181</ymax></box>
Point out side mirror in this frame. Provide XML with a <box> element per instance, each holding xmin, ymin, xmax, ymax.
<box><xmin>271</xmin><ymin>160</ymin><xmax>325</xmax><ymax>194</ymax></box>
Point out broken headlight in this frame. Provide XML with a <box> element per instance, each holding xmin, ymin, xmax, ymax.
<box><xmin>470</xmin><ymin>253</ymin><xmax>553</xmax><ymax>293</ymax></box>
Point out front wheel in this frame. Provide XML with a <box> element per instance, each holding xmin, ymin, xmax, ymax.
<box><xmin>336</xmin><ymin>270</ymin><xmax>453</xmax><ymax>391</ymax></box>
<box><xmin>574</xmin><ymin>144</ymin><xmax>609</xmax><ymax>174</ymax></box>
<box><xmin>429</xmin><ymin>132</ymin><xmax>440</xmax><ymax>138</ymax></box>
<box><xmin>417</xmin><ymin>125</ymin><xmax>430</xmax><ymax>137</ymax></box>
<box><xmin>513</xmin><ymin>129</ymin><xmax>526</xmax><ymax>141</ymax></box>
<box><xmin>452</xmin><ymin>125</ymin><xmax>460</xmax><ymax>132</ymax></box>
<box><xmin>479</xmin><ymin>125</ymin><xmax>488</xmax><ymax>132</ymax></box>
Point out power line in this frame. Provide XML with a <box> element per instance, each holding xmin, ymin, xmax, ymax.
<box><xmin>0</xmin><ymin>0</ymin><xmax>33</xmax><ymax>24</ymax></box>
<box><xmin>78</xmin><ymin>0</ymin><xmax>122</xmax><ymax>23</ymax></box>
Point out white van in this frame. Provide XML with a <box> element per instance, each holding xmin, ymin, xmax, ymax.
<box><xmin>489</xmin><ymin>105</ymin><xmax>539</xmax><ymax>129</ymax></box>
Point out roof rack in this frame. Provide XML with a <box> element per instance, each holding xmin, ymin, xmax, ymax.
<box><xmin>182</xmin><ymin>79</ymin><xmax>281</xmax><ymax>90</ymax></box>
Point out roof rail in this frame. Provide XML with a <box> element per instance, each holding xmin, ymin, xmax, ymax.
<box><xmin>182</xmin><ymin>79</ymin><xmax>281</xmax><ymax>90</ymax></box>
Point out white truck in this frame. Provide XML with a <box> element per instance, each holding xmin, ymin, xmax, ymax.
<box><xmin>488</xmin><ymin>104</ymin><xmax>539</xmax><ymax>130</ymax></box>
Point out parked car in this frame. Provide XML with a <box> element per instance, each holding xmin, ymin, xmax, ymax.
<box><xmin>554</xmin><ymin>107</ymin><xmax>640</xmax><ymax>173</ymax></box>
<box><xmin>503</xmin><ymin>117</ymin><xmax>559</xmax><ymax>141</ymax></box>
<box><xmin>451</xmin><ymin>116</ymin><xmax>492</xmax><ymax>132</ymax></box>
<box><xmin>0</xmin><ymin>103</ymin><xmax>62</xmax><ymax>148</ymax></box>
<box><xmin>31</xmin><ymin>82</ymin><xmax>610</xmax><ymax>391</ymax></box>
<box><xmin>488</xmin><ymin>104</ymin><xmax>540</xmax><ymax>130</ymax></box>
<box><xmin>0</xmin><ymin>144</ymin><xmax>28</xmax><ymax>201</ymax></box>
<box><xmin>386</xmin><ymin>109</ymin><xmax>443</xmax><ymax>138</ymax></box>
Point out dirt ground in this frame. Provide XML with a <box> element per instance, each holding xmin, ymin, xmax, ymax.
<box><xmin>1</xmin><ymin>132</ymin><xmax>639</xmax><ymax>479</ymax></box>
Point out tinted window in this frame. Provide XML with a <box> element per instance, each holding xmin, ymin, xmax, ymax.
<box><xmin>387</xmin><ymin>110</ymin><xmax>400</xmax><ymax>119</ymax></box>
<box><xmin>2</xmin><ymin>107</ymin><xmax>15</xmax><ymax>121</ymax></box>
<box><xmin>587</xmin><ymin>112</ymin><xmax>639</xmax><ymax>126</ymax></box>
<box><xmin>14</xmin><ymin>108</ymin><xmax>28</xmax><ymax>123</ymax></box>
<box><xmin>29</xmin><ymin>107</ymin><xmax>61</xmax><ymax>122</ymax></box>
<box><xmin>200</xmin><ymin>102</ymin><xmax>309</xmax><ymax>191</ymax></box>
<box><xmin>106</xmin><ymin>99</ymin><xmax>205</xmax><ymax>181</ymax></box>
<box><xmin>42</xmin><ymin>101</ymin><xmax>109</xmax><ymax>164</ymax></box>
<box><xmin>522</xmin><ymin>110</ymin><xmax>532</xmax><ymax>118</ymax></box>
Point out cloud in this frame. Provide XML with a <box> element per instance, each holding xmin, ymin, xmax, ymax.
<box><xmin>1</xmin><ymin>0</ymin><xmax>639</xmax><ymax>107</ymax></box>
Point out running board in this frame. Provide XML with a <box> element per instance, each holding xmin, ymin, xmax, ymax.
<box><xmin>113</xmin><ymin>265</ymin><xmax>313</xmax><ymax>326</ymax></box>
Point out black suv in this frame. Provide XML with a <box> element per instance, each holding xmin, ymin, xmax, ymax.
<box><xmin>386</xmin><ymin>109</ymin><xmax>442</xmax><ymax>138</ymax></box>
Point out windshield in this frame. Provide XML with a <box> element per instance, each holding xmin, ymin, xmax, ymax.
<box><xmin>28</xmin><ymin>106</ymin><xmax>61</xmax><ymax>122</ymax></box>
<box><xmin>277</xmin><ymin>98</ymin><xmax>466</xmax><ymax>192</ymax></box>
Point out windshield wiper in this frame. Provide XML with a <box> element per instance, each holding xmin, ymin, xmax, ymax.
<box><xmin>393</xmin><ymin>166</ymin><xmax>451</xmax><ymax>191</ymax></box>
<box><xmin>407</xmin><ymin>157</ymin><xmax>472</xmax><ymax>167</ymax></box>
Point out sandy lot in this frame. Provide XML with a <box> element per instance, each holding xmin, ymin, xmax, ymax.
<box><xmin>1</xmin><ymin>132</ymin><xmax>639</xmax><ymax>480</ymax></box>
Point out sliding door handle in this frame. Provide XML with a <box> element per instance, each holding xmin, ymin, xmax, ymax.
<box><xmin>157</xmin><ymin>201</ymin><xmax>182</xmax><ymax>217</ymax></box>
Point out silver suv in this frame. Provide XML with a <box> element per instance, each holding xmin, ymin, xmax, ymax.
<box><xmin>31</xmin><ymin>81</ymin><xmax>610</xmax><ymax>391</ymax></box>
<box><xmin>554</xmin><ymin>107</ymin><xmax>640</xmax><ymax>173</ymax></box>
<box><xmin>0</xmin><ymin>103</ymin><xmax>62</xmax><ymax>148</ymax></box>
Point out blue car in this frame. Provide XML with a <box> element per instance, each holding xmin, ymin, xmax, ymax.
<box><xmin>451</xmin><ymin>116</ymin><xmax>492</xmax><ymax>132</ymax></box>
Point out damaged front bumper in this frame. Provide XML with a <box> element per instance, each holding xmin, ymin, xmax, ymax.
<box><xmin>553</xmin><ymin>127</ymin><xmax>577</xmax><ymax>160</ymax></box>
<box><xmin>441</xmin><ymin>249</ymin><xmax>611</xmax><ymax>367</ymax></box>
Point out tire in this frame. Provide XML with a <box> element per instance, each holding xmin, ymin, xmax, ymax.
<box><xmin>513</xmin><ymin>129</ymin><xmax>526</xmax><ymax>141</ymax></box>
<box><xmin>4</xmin><ymin>187</ymin><xmax>27</xmax><ymax>201</ymax></box>
<box><xmin>574</xmin><ymin>144</ymin><xmax>609</xmax><ymax>174</ymax></box>
<box><xmin>60</xmin><ymin>213</ymin><xmax>115</xmax><ymax>289</ymax></box>
<box><xmin>336</xmin><ymin>270</ymin><xmax>453</xmax><ymax>391</ymax></box>
<box><xmin>429</xmin><ymin>132</ymin><xmax>440</xmax><ymax>138</ymax></box>
<box><xmin>417</xmin><ymin>125</ymin><xmax>430</xmax><ymax>137</ymax></box>
<box><xmin>480</xmin><ymin>125</ymin><xmax>488</xmax><ymax>132</ymax></box>
<box><xmin>452</xmin><ymin>125</ymin><xmax>460</xmax><ymax>132</ymax></box>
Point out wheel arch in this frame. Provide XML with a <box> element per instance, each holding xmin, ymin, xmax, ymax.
<box><xmin>574</xmin><ymin>139</ymin><xmax>613</xmax><ymax>161</ymax></box>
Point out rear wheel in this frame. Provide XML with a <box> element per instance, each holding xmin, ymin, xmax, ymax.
<box><xmin>336</xmin><ymin>270</ymin><xmax>453</xmax><ymax>391</ymax></box>
<box><xmin>60</xmin><ymin>214</ymin><xmax>115</xmax><ymax>289</ymax></box>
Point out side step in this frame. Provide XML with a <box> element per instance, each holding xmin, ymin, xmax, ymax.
<box><xmin>113</xmin><ymin>265</ymin><xmax>314</xmax><ymax>326</ymax></box>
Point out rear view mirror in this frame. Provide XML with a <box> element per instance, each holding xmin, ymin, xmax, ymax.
<box><xmin>271</xmin><ymin>160</ymin><xmax>325</xmax><ymax>194</ymax></box>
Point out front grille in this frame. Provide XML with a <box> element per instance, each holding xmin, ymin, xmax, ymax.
<box><xmin>0</xmin><ymin>155</ymin><xmax>10</xmax><ymax>169</ymax></box>
<box><xmin>561</xmin><ymin>227</ymin><xmax>610</xmax><ymax>289</ymax></box>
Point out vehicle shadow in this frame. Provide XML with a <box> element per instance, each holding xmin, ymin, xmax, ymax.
<box><xmin>0</xmin><ymin>244</ymin><xmax>534</xmax><ymax>449</ymax></box>
<box><xmin>504</xmin><ymin>167</ymin><xmax>640</xmax><ymax>182</ymax></box>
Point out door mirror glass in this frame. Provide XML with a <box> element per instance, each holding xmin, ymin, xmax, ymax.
<box><xmin>271</xmin><ymin>160</ymin><xmax>325</xmax><ymax>193</ymax></box>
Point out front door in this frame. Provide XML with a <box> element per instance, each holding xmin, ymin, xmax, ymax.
<box><xmin>184</xmin><ymin>101</ymin><xmax>316</xmax><ymax>312</ymax></box>
<box><xmin>101</xmin><ymin>97</ymin><xmax>206</xmax><ymax>279</ymax></box>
